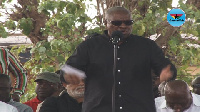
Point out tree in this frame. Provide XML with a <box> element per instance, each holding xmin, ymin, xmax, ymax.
<box><xmin>1</xmin><ymin>0</ymin><xmax>200</xmax><ymax>102</ymax></box>
<box><xmin>1</xmin><ymin>0</ymin><xmax>98</xmax><ymax>102</ymax></box>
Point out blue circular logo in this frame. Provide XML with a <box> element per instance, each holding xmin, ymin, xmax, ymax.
<box><xmin>167</xmin><ymin>8</ymin><xmax>186</xmax><ymax>27</ymax></box>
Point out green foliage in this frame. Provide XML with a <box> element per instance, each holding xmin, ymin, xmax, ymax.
<box><xmin>5</xmin><ymin>20</ymin><xmax>16</xmax><ymax>30</ymax></box>
<box><xmin>25</xmin><ymin>37</ymin><xmax>82</xmax><ymax>74</ymax></box>
<box><xmin>18</xmin><ymin>18</ymin><xmax>33</xmax><ymax>36</ymax></box>
<box><xmin>0</xmin><ymin>25</ymin><xmax>9</xmax><ymax>38</ymax></box>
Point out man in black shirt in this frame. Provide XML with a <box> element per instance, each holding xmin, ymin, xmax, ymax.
<box><xmin>63</xmin><ymin>6</ymin><xmax>177</xmax><ymax>112</ymax></box>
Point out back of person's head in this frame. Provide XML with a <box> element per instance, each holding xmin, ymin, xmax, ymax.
<box><xmin>191</xmin><ymin>76</ymin><xmax>200</xmax><ymax>95</ymax></box>
<box><xmin>164</xmin><ymin>80</ymin><xmax>192</xmax><ymax>112</ymax></box>
<box><xmin>0</xmin><ymin>74</ymin><xmax>12</xmax><ymax>102</ymax></box>
<box><xmin>34</xmin><ymin>72</ymin><xmax>61</xmax><ymax>101</ymax></box>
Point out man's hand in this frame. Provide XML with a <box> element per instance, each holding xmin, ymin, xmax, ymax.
<box><xmin>61</xmin><ymin>65</ymin><xmax>86</xmax><ymax>85</ymax></box>
<box><xmin>160</xmin><ymin>65</ymin><xmax>173</xmax><ymax>83</ymax></box>
<box><xmin>63</xmin><ymin>73</ymin><xmax>83</xmax><ymax>85</ymax></box>
<box><xmin>12</xmin><ymin>92</ymin><xmax>21</xmax><ymax>102</ymax></box>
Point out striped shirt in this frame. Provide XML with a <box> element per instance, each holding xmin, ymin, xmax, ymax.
<box><xmin>0</xmin><ymin>48</ymin><xmax>27</xmax><ymax>94</ymax></box>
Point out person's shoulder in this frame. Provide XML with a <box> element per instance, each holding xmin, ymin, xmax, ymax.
<box><xmin>155</xmin><ymin>96</ymin><xmax>165</xmax><ymax>103</ymax></box>
<box><xmin>44</xmin><ymin>96</ymin><xmax>58</xmax><ymax>103</ymax></box>
<box><xmin>78</xmin><ymin>33</ymin><xmax>103</xmax><ymax>47</ymax></box>
<box><xmin>84</xmin><ymin>32</ymin><xmax>101</xmax><ymax>40</ymax></box>
<box><xmin>14</xmin><ymin>101</ymin><xmax>33</xmax><ymax>110</ymax></box>
<box><xmin>130</xmin><ymin>34</ymin><xmax>153</xmax><ymax>42</ymax></box>
<box><xmin>192</xmin><ymin>93</ymin><xmax>200</xmax><ymax>101</ymax></box>
<box><xmin>130</xmin><ymin>34</ymin><xmax>156</xmax><ymax>46</ymax></box>
<box><xmin>0</xmin><ymin>101</ymin><xmax>18</xmax><ymax>112</ymax></box>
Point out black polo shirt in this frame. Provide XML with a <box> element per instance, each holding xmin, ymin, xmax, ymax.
<box><xmin>66</xmin><ymin>31</ymin><xmax>176</xmax><ymax>112</ymax></box>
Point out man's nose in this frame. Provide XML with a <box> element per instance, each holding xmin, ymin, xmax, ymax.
<box><xmin>79</xmin><ymin>81</ymin><xmax>85</xmax><ymax>86</ymax></box>
<box><xmin>119</xmin><ymin>22</ymin><xmax>127</xmax><ymax>28</ymax></box>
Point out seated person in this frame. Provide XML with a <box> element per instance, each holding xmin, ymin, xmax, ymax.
<box><xmin>0</xmin><ymin>74</ymin><xmax>33</xmax><ymax>112</ymax></box>
<box><xmin>23</xmin><ymin>72</ymin><xmax>61</xmax><ymax>112</ymax></box>
<box><xmin>155</xmin><ymin>80</ymin><xmax>200</xmax><ymax>112</ymax></box>
<box><xmin>0</xmin><ymin>101</ymin><xmax>18</xmax><ymax>112</ymax></box>
<box><xmin>39</xmin><ymin>70</ymin><xmax>84</xmax><ymax>112</ymax></box>
<box><xmin>192</xmin><ymin>76</ymin><xmax>200</xmax><ymax>95</ymax></box>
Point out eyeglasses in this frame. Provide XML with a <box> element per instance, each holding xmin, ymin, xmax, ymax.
<box><xmin>108</xmin><ymin>20</ymin><xmax>134</xmax><ymax>26</ymax></box>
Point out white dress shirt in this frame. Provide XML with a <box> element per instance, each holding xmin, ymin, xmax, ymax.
<box><xmin>155</xmin><ymin>93</ymin><xmax>200</xmax><ymax>112</ymax></box>
<box><xmin>0</xmin><ymin>101</ymin><xmax>18</xmax><ymax>112</ymax></box>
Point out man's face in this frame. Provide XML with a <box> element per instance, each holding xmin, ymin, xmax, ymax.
<box><xmin>165</xmin><ymin>92</ymin><xmax>192</xmax><ymax>112</ymax></box>
<box><xmin>192</xmin><ymin>78</ymin><xmax>200</xmax><ymax>95</ymax></box>
<box><xmin>35</xmin><ymin>80</ymin><xmax>58</xmax><ymax>100</ymax></box>
<box><xmin>0</xmin><ymin>79</ymin><xmax>12</xmax><ymax>102</ymax></box>
<box><xmin>65</xmin><ymin>80</ymin><xmax>85</xmax><ymax>99</ymax></box>
<box><xmin>106</xmin><ymin>11</ymin><xmax>133</xmax><ymax>38</ymax></box>
<box><xmin>193</xmin><ymin>86</ymin><xmax>200</xmax><ymax>95</ymax></box>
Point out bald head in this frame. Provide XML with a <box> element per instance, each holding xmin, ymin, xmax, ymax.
<box><xmin>164</xmin><ymin>80</ymin><xmax>192</xmax><ymax>112</ymax></box>
<box><xmin>165</xmin><ymin>80</ymin><xmax>190</xmax><ymax>94</ymax></box>
<box><xmin>105</xmin><ymin>7</ymin><xmax>131</xmax><ymax>20</ymax></box>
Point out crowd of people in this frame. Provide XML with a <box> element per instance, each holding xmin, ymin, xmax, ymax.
<box><xmin>0</xmin><ymin>6</ymin><xmax>200</xmax><ymax>112</ymax></box>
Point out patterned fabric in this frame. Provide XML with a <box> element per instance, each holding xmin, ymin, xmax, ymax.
<box><xmin>0</xmin><ymin>48</ymin><xmax>27</xmax><ymax>94</ymax></box>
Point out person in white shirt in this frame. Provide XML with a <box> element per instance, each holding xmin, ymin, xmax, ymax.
<box><xmin>155</xmin><ymin>80</ymin><xmax>200</xmax><ymax>112</ymax></box>
<box><xmin>0</xmin><ymin>101</ymin><xmax>18</xmax><ymax>112</ymax></box>
<box><xmin>191</xmin><ymin>76</ymin><xmax>200</xmax><ymax>95</ymax></box>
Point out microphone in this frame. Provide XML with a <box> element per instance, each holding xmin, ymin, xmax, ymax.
<box><xmin>111</xmin><ymin>31</ymin><xmax>123</xmax><ymax>45</ymax></box>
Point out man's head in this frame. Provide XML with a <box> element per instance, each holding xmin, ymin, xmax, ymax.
<box><xmin>35</xmin><ymin>72</ymin><xmax>61</xmax><ymax>101</ymax></box>
<box><xmin>0</xmin><ymin>74</ymin><xmax>12</xmax><ymax>102</ymax></box>
<box><xmin>105</xmin><ymin>6</ymin><xmax>133</xmax><ymax>38</ymax></box>
<box><xmin>192</xmin><ymin>76</ymin><xmax>200</xmax><ymax>95</ymax></box>
<box><xmin>164</xmin><ymin>80</ymin><xmax>193</xmax><ymax>112</ymax></box>
<box><xmin>59</xmin><ymin>70</ymin><xmax>85</xmax><ymax>103</ymax></box>
<box><xmin>158</xmin><ymin>81</ymin><xmax>167</xmax><ymax>96</ymax></box>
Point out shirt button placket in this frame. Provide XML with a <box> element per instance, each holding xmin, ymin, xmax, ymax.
<box><xmin>117</xmin><ymin>45</ymin><xmax>122</xmax><ymax>111</ymax></box>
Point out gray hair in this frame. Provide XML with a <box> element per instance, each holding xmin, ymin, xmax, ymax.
<box><xmin>105</xmin><ymin>6</ymin><xmax>131</xmax><ymax>19</ymax></box>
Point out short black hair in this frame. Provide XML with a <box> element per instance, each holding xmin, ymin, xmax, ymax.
<box><xmin>0</xmin><ymin>74</ymin><xmax>12</xmax><ymax>85</ymax></box>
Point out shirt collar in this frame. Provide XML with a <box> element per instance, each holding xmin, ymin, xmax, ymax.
<box><xmin>192</xmin><ymin>93</ymin><xmax>200</xmax><ymax>106</ymax></box>
<box><xmin>103</xmin><ymin>30</ymin><xmax>131</xmax><ymax>44</ymax></box>
<box><xmin>159</xmin><ymin>93</ymin><xmax>200</xmax><ymax>109</ymax></box>
<box><xmin>159</xmin><ymin>100</ymin><xmax>167</xmax><ymax>109</ymax></box>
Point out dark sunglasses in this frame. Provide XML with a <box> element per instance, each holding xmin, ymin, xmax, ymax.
<box><xmin>108</xmin><ymin>20</ymin><xmax>134</xmax><ymax>26</ymax></box>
